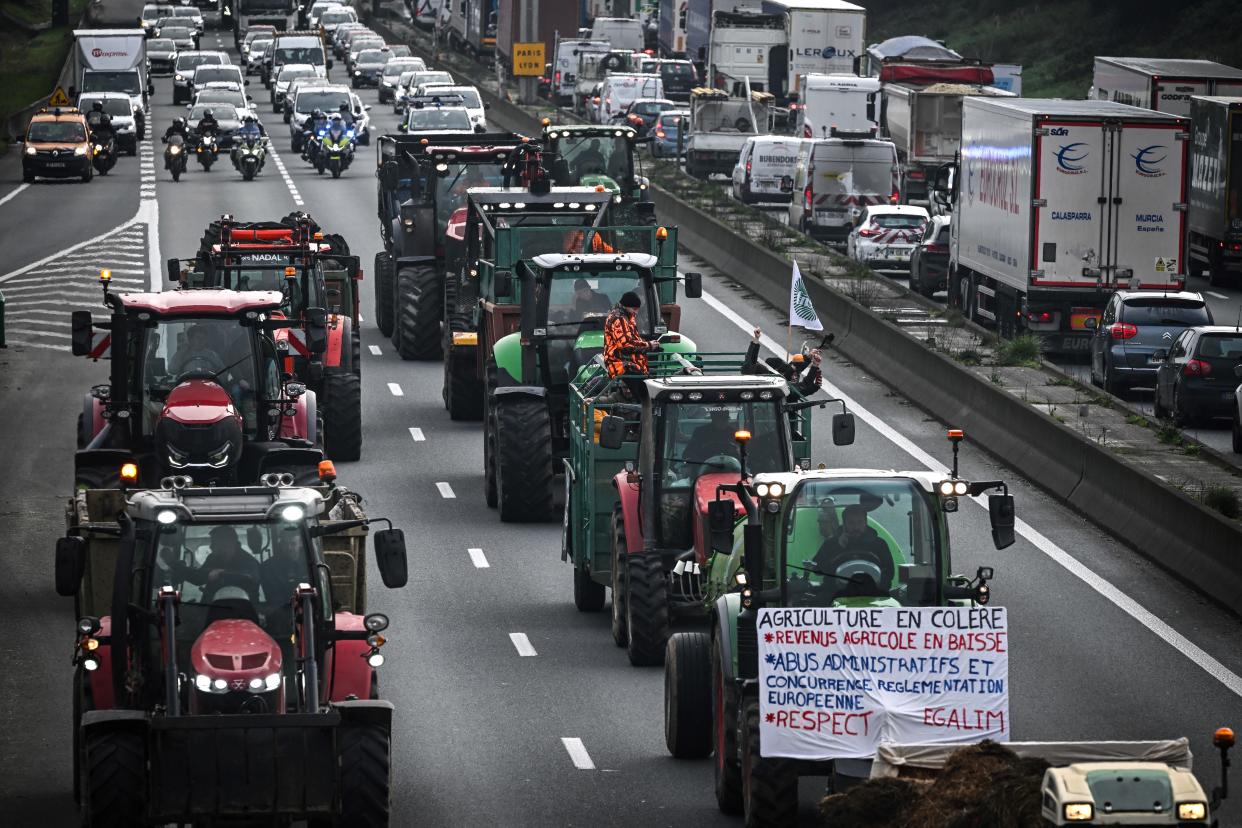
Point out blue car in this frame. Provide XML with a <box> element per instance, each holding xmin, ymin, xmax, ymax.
<box><xmin>650</xmin><ymin>109</ymin><xmax>689</xmax><ymax>159</ymax></box>
<box><xmin>1088</xmin><ymin>291</ymin><xmax>1213</xmax><ymax>395</ymax></box>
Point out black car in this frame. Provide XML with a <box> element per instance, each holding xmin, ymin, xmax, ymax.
<box><xmin>908</xmin><ymin>216</ymin><xmax>950</xmax><ymax>298</ymax></box>
<box><xmin>351</xmin><ymin>48</ymin><xmax>391</xmax><ymax>88</ymax></box>
<box><xmin>1089</xmin><ymin>291</ymin><xmax>1213</xmax><ymax>395</ymax></box>
<box><xmin>1153</xmin><ymin>326</ymin><xmax>1242</xmax><ymax>424</ymax></box>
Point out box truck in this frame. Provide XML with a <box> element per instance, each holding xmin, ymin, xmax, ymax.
<box><xmin>1091</xmin><ymin>57</ymin><xmax>1242</xmax><ymax>117</ymax></box>
<box><xmin>552</xmin><ymin>38</ymin><xmax>611</xmax><ymax>106</ymax></box>
<box><xmin>1187</xmin><ymin>95</ymin><xmax>1242</xmax><ymax>287</ymax></box>
<box><xmin>70</xmin><ymin>29</ymin><xmax>151</xmax><ymax>138</ymax></box>
<box><xmin>758</xmin><ymin>0</ymin><xmax>866</xmax><ymax>101</ymax></box>
<box><xmin>936</xmin><ymin>99</ymin><xmax>1188</xmax><ymax>351</ymax></box>
<box><xmin>707</xmin><ymin>8</ymin><xmax>786</xmax><ymax>96</ymax></box>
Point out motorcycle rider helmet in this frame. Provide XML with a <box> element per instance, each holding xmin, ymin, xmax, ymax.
<box><xmin>204</xmin><ymin>108</ymin><xmax>214</xmax><ymax>119</ymax></box>
<box><xmin>172</xmin><ymin>117</ymin><xmax>185</xmax><ymax>128</ymax></box>
<box><xmin>312</xmin><ymin>108</ymin><xmax>324</xmax><ymax>119</ymax></box>
<box><xmin>339</xmin><ymin>103</ymin><xmax>350</xmax><ymax>114</ymax></box>
<box><xmin>329</xmin><ymin>113</ymin><xmax>343</xmax><ymax>122</ymax></box>
<box><xmin>91</xmin><ymin>101</ymin><xmax>103</xmax><ymax>112</ymax></box>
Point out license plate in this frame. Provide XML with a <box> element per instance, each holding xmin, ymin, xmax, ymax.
<box><xmin>45</xmin><ymin>162</ymin><xmax>66</xmax><ymax>168</ymax></box>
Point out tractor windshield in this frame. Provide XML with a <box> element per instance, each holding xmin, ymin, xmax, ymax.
<box><xmin>549</xmin><ymin>134</ymin><xmax>632</xmax><ymax>184</ymax></box>
<box><xmin>779</xmin><ymin>478</ymin><xmax>941</xmax><ymax>606</ymax></box>
<box><xmin>434</xmin><ymin>164</ymin><xmax>506</xmax><ymax>231</ymax></box>
<box><xmin>539</xmin><ymin>266</ymin><xmax>652</xmax><ymax>386</ymax></box>
<box><xmin>217</xmin><ymin>256</ymin><xmax>320</xmax><ymax>318</ymax></box>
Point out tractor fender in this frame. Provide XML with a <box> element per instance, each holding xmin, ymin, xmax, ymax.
<box><xmin>491</xmin><ymin>385</ymin><xmax>547</xmax><ymax>400</ymax></box>
<box><xmin>712</xmin><ymin>593</ymin><xmax>742</xmax><ymax>683</ymax></box>
<box><xmin>394</xmin><ymin>254</ymin><xmax>437</xmax><ymax>270</ymax></box>
<box><xmin>328</xmin><ymin>612</ymin><xmax>374</xmax><ymax>702</ymax></box>
<box><xmin>87</xmin><ymin>616</ymin><xmax>116</xmax><ymax>709</ymax></box>
<box><xmin>659</xmin><ymin>333</ymin><xmax>698</xmax><ymax>356</ymax></box>
<box><xmin>81</xmin><ymin>708</ymin><xmax>148</xmax><ymax>731</ymax></box>
<box><xmin>279</xmin><ymin>388</ymin><xmax>317</xmax><ymax>443</ymax></box>
<box><xmin>612</xmin><ymin>471</ymin><xmax>643</xmax><ymax>555</ymax></box>
<box><xmin>323</xmin><ymin>314</ymin><xmax>350</xmax><ymax>370</ymax></box>
<box><xmin>491</xmin><ymin>332</ymin><xmax>523</xmax><ymax>385</ymax></box>
<box><xmin>334</xmin><ymin>698</ymin><xmax>395</xmax><ymax>729</ymax></box>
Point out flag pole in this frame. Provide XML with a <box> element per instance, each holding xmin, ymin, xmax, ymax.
<box><xmin>786</xmin><ymin>321</ymin><xmax>793</xmax><ymax>361</ymax></box>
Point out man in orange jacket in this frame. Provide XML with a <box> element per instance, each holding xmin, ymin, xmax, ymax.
<box><xmin>604</xmin><ymin>291</ymin><xmax>659</xmax><ymax>400</ymax></box>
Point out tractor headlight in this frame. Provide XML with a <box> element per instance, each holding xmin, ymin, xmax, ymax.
<box><xmin>938</xmin><ymin>480</ymin><xmax>969</xmax><ymax>497</ymax></box>
<box><xmin>167</xmin><ymin>444</ymin><xmax>189</xmax><ymax>468</ymax></box>
<box><xmin>83</xmin><ymin>657</ymin><xmax>99</xmax><ymax>671</ymax></box>
<box><xmin>194</xmin><ymin>673</ymin><xmax>212</xmax><ymax>692</ymax></box>
<box><xmin>367</xmin><ymin>652</ymin><xmax>385</xmax><ymax>668</ymax></box>
<box><xmin>264</xmin><ymin>672</ymin><xmax>281</xmax><ymax>691</ymax></box>
<box><xmin>1062</xmin><ymin>803</ymin><xmax>1093</xmax><ymax>821</ymax></box>
<box><xmin>207</xmin><ymin>440</ymin><xmax>232</xmax><ymax>467</ymax></box>
<box><xmin>280</xmin><ymin>504</ymin><xmax>305</xmax><ymax>522</ymax></box>
<box><xmin>156</xmin><ymin>509</ymin><xmax>179</xmax><ymax>525</ymax></box>
<box><xmin>755</xmin><ymin>483</ymin><xmax>769</xmax><ymax>497</ymax></box>
<box><xmin>249</xmin><ymin>677</ymin><xmax>264</xmax><ymax>690</ymax></box>
<box><xmin>1177</xmin><ymin>803</ymin><xmax>1207</xmax><ymax>821</ymax></box>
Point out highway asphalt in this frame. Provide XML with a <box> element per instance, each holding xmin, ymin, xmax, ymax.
<box><xmin>0</xmin><ymin>24</ymin><xmax>1240</xmax><ymax>828</ymax></box>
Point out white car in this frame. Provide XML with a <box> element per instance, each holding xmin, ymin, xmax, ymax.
<box><xmin>79</xmin><ymin>92</ymin><xmax>140</xmax><ymax>155</ymax></box>
<box><xmin>193</xmin><ymin>82</ymin><xmax>256</xmax><ymax>122</ymax></box>
<box><xmin>403</xmin><ymin>104</ymin><xmax>475</xmax><ymax>136</ymax></box>
<box><xmin>271</xmin><ymin>64</ymin><xmax>318</xmax><ymax>113</ymax></box>
<box><xmin>394</xmin><ymin>70</ymin><xmax>453</xmax><ymax>113</ymax></box>
<box><xmin>846</xmin><ymin>205</ymin><xmax>930</xmax><ymax>274</ymax></box>
<box><xmin>431</xmin><ymin>85</ymin><xmax>488</xmax><ymax>130</ymax></box>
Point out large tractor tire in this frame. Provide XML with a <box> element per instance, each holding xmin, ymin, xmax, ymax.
<box><xmin>351</xmin><ymin>324</ymin><xmax>362</xmax><ymax>378</ymax></box>
<box><xmin>374</xmin><ymin>252</ymin><xmax>394</xmax><ymax>337</ymax></box>
<box><xmin>442</xmin><ymin>315</ymin><xmax>483</xmax><ymax>421</ymax></box>
<box><xmin>574</xmin><ymin>566</ymin><xmax>606</xmax><ymax>612</ymax></box>
<box><xmin>665</xmin><ymin>632</ymin><xmax>713</xmax><ymax>758</ymax></box>
<box><xmin>83</xmin><ymin>725</ymin><xmax>146</xmax><ymax>828</ymax></box>
<box><xmin>323</xmin><ymin>369</ymin><xmax>363</xmax><ymax>461</ymax></box>
<box><xmin>483</xmin><ymin>362</ymin><xmax>498</xmax><ymax>508</ymax></box>
<box><xmin>625</xmin><ymin>552</ymin><xmax>669</xmax><ymax>666</ymax></box>
<box><xmin>337</xmin><ymin>722</ymin><xmax>392</xmax><ymax>828</ymax></box>
<box><xmin>714</xmin><ymin>634</ymin><xmax>744</xmax><ymax>814</ymax></box>
<box><xmin>741</xmin><ymin>699</ymin><xmax>798</xmax><ymax>828</ymax></box>
<box><xmin>394</xmin><ymin>264</ymin><xmax>442</xmax><ymax>360</ymax></box>
<box><xmin>494</xmin><ymin>396</ymin><xmax>555</xmax><ymax>522</ymax></box>
<box><xmin>610</xmin><ymin>507</ymin><xmax>628</xmax><ymax>647</ymax></box>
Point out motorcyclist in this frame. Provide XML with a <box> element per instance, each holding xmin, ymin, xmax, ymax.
<box><xmin>196</xmin><ymin>108</ymin><xmax>220</xmax><ymax>152</ymax></box>
<box><xmin>162</xmin><ymin>116</ymin><xmax>189</xmax><ymax>143</ymax></box>
<box><xmin>237</xmin><ymin>114</ymin><xmax>266</xmax><ymax>141</ymax></box>
<box><xmin>336</xmin><ymin>101</ymin><xmax>356</xmax><ymax>127</ymax></box>
<box><xmin>85</xmin><ymin>101</ymin><xmax>115</xmax><ymax>148</ymax></box>
<box><xmin>326</xmin><ymin>112</ymin><xmax>349</xmax><ymax>139</ymax></box>
<box><xmin>302</xmin><ymin>108</ymin><xmax>329</xmax><ymax>159</ymax></box>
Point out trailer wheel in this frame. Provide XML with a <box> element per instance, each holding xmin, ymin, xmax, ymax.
<box><xmin>610</xmin><ymin>507</ymin><xmax>628</xmax><ymax>647</ymax></box>
<box><xmin>394</xmin><ymin>264</ymin><xmax>442</xmax><ymax>360</ymax></box>
<box><xmin>625</xmin><ymin>552</ymin><xmax>669</xmax><ymax>666</ymax></box>
<box><xmin>665</xmin><ymin>632</ymin><xmax>712</xmax><ymax>758</ymax></box>
<box><xmin>495</xmin><ymin>396</ymin><xmax>555</xmax><ymax>522</ymax></box>
<box><xmin>574</xmin><ymin>566</ymin><xmax>606</xmax><ymax>612</ymax></box>
<box><xmin>323</xmin><ymin>369</ymin><xmax>363</xmax><ymax>462</ymax></box>
<box><xmin>714</xmin><ymin>634</ymin><xmax>743</xmax><ymax>814</ymax></box>
<box><xmin>741</xmin><ymin>698</ymin><xmax>798</xmax><ymax>828</ymax></box>
<box><xmin>374</xmin><ymin>252</ymin><xmax>394</xmax><ymax>337</ymax></box>
<box><xmin>83</xmin><ymin>724</ymin><xmax>146</xmax><ymax>828</ymax></box>
<box><xmin>338</xmin><ymin>723</ymin><xmax>392</xmax><ymax>828</ymax></box>
<box><xmin>442</xmin><ymin>315</ymin><xmax>483</xmax><ymax>421</ymax></box>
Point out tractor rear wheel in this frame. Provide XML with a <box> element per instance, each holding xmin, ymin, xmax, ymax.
<box><xmin>394</xmin><ymin>264</ymin><xmax>442</xmax><ymax>360</ymax></box>
<box><xmin>741</xmin><ymin>698</ymin><xmax>798</xmax><ymax>828</ymax></box>
<box><xmin>442</xmin><ymin>316</ymin><xmax>483</xmax><ymax>421</ymax></box>
<box><xmin>625</xmin><ymin>552</ymin><xmax>669</xmax><ymax>666</ymax></box>
<box><xmin>323</xmin><ymin>369</ymin><xmax>363</xmax><ymax>462</ymax></box>
<box><xmin>374</xmin><ymin>252</ymin><xmax>394</xmax><ymax>337</ymax></box>
<box><xmin>351</xmin><ymin>324</ymin><xmax>362</xmax><ymax>378</ymax></box>
<box><xmin>495</xmin><ymin>396</ymin><xmax>555</xmax><ymax>522</ymax></box>
<box><xmin>83</xmin><ymin>724</ymin><xmax>145</xmax><ymax>828</ymax></box>
<box><xmin>483</xmin><ymin>361</ymin><xmax>498</xmax><ymax>508</ymax></box>
<box><xmin>574</xmin><ymin>566</ymin><xmax>606</xmax><ymax>612</ymax></box>
<box><xmin>665</xmin><ymin>632</ymin><xmax>712</xmax><ymax>758</ymax></box>
<box><xmin>338</xmin><ymin>722</ymin><xmax>392</xmax><ymax>828</ymax></box>
<box><xmin>714</xmin><ymin>634</ymin><xmax>743</xmax><ymax>814</ymax></box>
<box><xmin>610</xmin><ymin>507</ymin><xmax>628</xmax><ymax>647</ymax></box>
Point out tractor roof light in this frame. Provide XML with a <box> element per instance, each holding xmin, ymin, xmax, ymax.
<box><xmin>734</xmin><ymin>429</ymin><xmax>751</xmax><ymax>443</ymax></box>
<box><xmin>120</xmin><ymin>462</ymin><xmax>139</xmax><ymax>485</ymax></box>
<box><xmin>318</xmin><ymin>460</ymin><xmax>337</xmax><ymax>483</ymax></box>
<box><xmin>655</xmin><ymin>226</ymin><xmax>668</xmax><ymax>241</ymax></box>
<box><xmin>541</xmin><ymin>117</ymin><xmax>551</xmax><ymax>126</ymax></box>
<box><xmin>100</xmin><ymin>269</ymin><xmax>112</xmax><ymax>284</ymax></box>
<box><xmin>284</xmin><ymin>266</ymin><xmax>297</xmax><ymax>278</ymax></box>
<box><xmin>280</xmin><ymin>504</ymin><xmax>306</xmax><ymax>522</ymax></box>
<box><xmin>1214</xmin><ymin>726</ymin><xmax>1235</xmax><ymax>748</ymax></box>
<box><xmin>156</xmin><ymin>509</ymin><xmax>178</xmax><ymax>525</ymax></box>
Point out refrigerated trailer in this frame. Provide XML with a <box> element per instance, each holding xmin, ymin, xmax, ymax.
<box><xmin>758</xmin><ymin>0</ymin><xmax>866</xmax><ymax>101</ymax></box>
<box><xmin>1187</xmin><ymin>96</ymin><xmax>1242</xmax><ymax>287</ymax></box>
<box><xmin>1091</xmin><ymin>57</ymin><xmax>1242</xmax><ymax>118</ymax></box>
<box><xmin>940</xmin><ymin>98</ymin><xmax>1188</xmax><ymax>352</ymax></box>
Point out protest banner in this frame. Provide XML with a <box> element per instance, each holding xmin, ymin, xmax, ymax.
<box><xmin>757</xmin><ymin>606</ymin><xmax>1009</xmax><ymax>760</ymax></box>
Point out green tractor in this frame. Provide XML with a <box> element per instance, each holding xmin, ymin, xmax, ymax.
<box><xmin>661</xmin><ymin>431</ymin><xmax>1016</xmax><ymax>826</ymax></box>
<box><xmin>439</xmin><ymin>179</ymin><xmax>699</xmax><ymax>518</ymax></box>
<box><xmin>541</xmin><ymin>122</ymin><xmax>656</xmax><ymax>225</ymax></box>
<box><xmin>565</xmin><ymin>355</ymin><xmax>854</xmax><ymax>665</ymax></box>
<box><xmin>374</xmin><ymin>131</ymin><xmax>529</xmax><ymax>360</ymax></box>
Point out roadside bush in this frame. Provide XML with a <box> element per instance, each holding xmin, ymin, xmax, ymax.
<box><xmin>996</xmin><ymin>334</ymin><xmax>1042</xmax><ymax>367</ymax></box>
<box><xmin>1202</xmin><ymin>484</ymin><xmax>1241</xmax><ymax>519</ymax></box>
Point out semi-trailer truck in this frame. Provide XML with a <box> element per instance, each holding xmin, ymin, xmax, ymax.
<box><xmin>758</xmin><ymin>0</ymin><xmax>866</xmax><ymax>102</ymax></box>
<box><xmin>1091</xmin><ymin>57</ymin><xmax>1242</xmax><ymax>118</ymax></box>
<box><xmin>936</xmin><ymin>98</ymin><xmax>1187</xmax><ymax>352</ymax></box>
<box><xmin>707</xmin><ymin>8</ymin><xmax>786</xmax><ymax>96</ymax></box>
<box><xmin>1187</xmin><ymin>96</ymin><xmax>1242</xmax><ymax>287</ymax></box>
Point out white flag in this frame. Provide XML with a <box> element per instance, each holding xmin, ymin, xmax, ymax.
<box><xmin>789</xmin><ymin>260</ymin><xmax>823</xmax><ymax>331</ymax></box>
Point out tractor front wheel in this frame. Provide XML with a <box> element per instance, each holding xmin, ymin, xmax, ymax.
<box><xmin>394</xmin><ymin>264</ymin><xmax>442</xmax><ymax>360</ymax></box>
<box><xmin>625</xmin><ymin>552</ymin><xmax>669</xmax><ymax>666</ymax></box>
<box><xmin>741</xmin><ymin>698</ymin><xmax>798</xmax><ymax>828</ymax></box>
<box><xmin>322</xmin><ymin>369</ymin><xmax>363</xmax><ymax>461</ymax></box>
<box><xmin>714</xmin><ymin>633</ymin><xmax>743</xmax><ymax>814</ymax></box>
<box><xmin>610</xmin><ymin>507</ymin><xmax>628</xmax><ymax>647</ymax></box>
<box><xmin>338</xmin><ymin>722</ymin><xmax>392</xmax><ymax>828</ymax></box>
<box><xmin>374</xmin><ymin>252</ymin><xmax>394</xmax><ymax>337</ymax></box>
<box><xmin>665</xmin><ymin>632</ymin><xmax>712</xmax><ymax>758</ymax></box>
<box><xmin>495</xmin><ymin>396</ymin><xmax>555</xmax><ymax>522</ymax></box>
<box><xmin>83</xmin><ymin>725</ymin><xmax>146</xmax><ymax>828</ymax></box>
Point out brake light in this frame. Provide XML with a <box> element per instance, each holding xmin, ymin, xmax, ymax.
<box><xmin>859</xmin><ymin>227</ymin><xmax>881</xmax><ymax>237</ymax></box>
<box><xmin>1108</xmin><ymin>322</ymin><xmax>1138</xmax><ymax>340</ymax></box>
<box><xmin>1026</xmin><ymin>311</ymin><xmax>1054</xmax><ymax>323</ymax></box>
<box><xmin>907</xmin><ymin>169</ymin><xmax>925</xmax><ymax>181</ymax></box>
<box><xmin>890</xmin><ymin>190</ymin><xmax>900</xmax><ymax>204</ymax></box>
<box><xmin>655</xmin><ymin>129</ymin><xmax>665</xmax><ymax>138</ymax></box>
<box><xmin>803</xmin><ymin>185</ymin><xmax>813</xmax><ymax>210</ymax></box>
<box><xmin>803</xmin><ymin>124</ymin><xmax>811</xmax><ymax>138</ymax></box>
<box><xmin>554</xmin><ymin>70</ymin><xmax>561</xmax><ymax>83</ymax></box>
<box><xmin>1184</xmin><ymin>358</ymin><xmax>1212</xmax><ymax>376</ymax></box>
<box><xmin>745</xmin><ymin>159</ymin><xmax>751</xmax><ymax>175</ymax></box>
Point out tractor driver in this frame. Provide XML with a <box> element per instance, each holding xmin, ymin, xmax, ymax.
<box><xmin>573</xmin><ymin>138</ymin><xmax>607</xmax><ymax>177</ymax></box>
<box><xmin>684</xmin><ymin>407</ymin><xmax>740</xmax><ymax>467</ymax></box>
<box><xmin>811</xmin><ymin>504</ymin><xmax>894</xmax><ymax>591</ymax></box>
<box><xmin>170</xmin><ymin>324</ymin><xmax>226</xmax><ymax>377</ymax></box>
<box><xmin>570</xmin><ymin>278</ymin><xmax>611</xmax><ymax>316</ymax></box>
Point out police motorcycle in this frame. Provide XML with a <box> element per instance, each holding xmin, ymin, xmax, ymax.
<box><xmin>230</xmin><ymin>115</ymin><xmax>268</xmax><ymax>181</ymax></box>
<box><xmin>301</xmin><ymin>108</ymin><xmax>330</xmax><ymax>168</ymax></box>
<box><xmin>192</xmin><ymin>109</ymin><xmax>221</xmax><ymax>171</ymax></box>
<box><xmin>317</xmin><ymin>113</ymin><xmax>355</xmax><ymax>178</ymax></box>
<box><xmin>162</xmin><ymin>117</ymin><xmax>190</xmax><ymax>182</ymax></box>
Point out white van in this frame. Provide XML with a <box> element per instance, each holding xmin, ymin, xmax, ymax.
<box><xmin>589</xmin><ymin>17</ymin><xmax>645</xmax><ymax>53</ymax></box>
<box><xmin>731</xmin><ymin>136</ymin><xmax>803</xmax><ymax>204</ymax></box>
<box><xmin>796</xmin><ymin>73</ymin><xmax>880</xmax><ymax>138</ymax></box>
<box><xmin>787</xmin><ymin>136</ymin><xmax>898</xmax><ymax>242</ymax></box>
<box><xmin>598</xmin><ymin>73</ymin><xmax>664</xmax><ymax>123</ymax></box>
<box><xmin>553</xmin><ymin>39</ymin><xmax>610</xmax><ymax>107</ymax></box>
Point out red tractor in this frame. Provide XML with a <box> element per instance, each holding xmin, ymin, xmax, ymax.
<box><xmin>170</xmin><ymin>212</ymin><xmax>364</xmax><ymax>461</ymax></box>
<box><xmin>72</xmin><ymin>281</ymin><xmax>325</xmax><ymax>489</ymax></box>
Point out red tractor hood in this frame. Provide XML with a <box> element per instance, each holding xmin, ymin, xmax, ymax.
<box><xmin>162</xmin><ymin>379</ymin><xmax>240</xmax><ymax>426</ymax></box>
<box><xmin>191</xmin><ymin>618</ymin><xmax>282</xmax><ymax>685</ymax></box>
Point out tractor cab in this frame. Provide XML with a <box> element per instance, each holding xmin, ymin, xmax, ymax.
<box><xmin>71</xmin><ymin>288</ymin><xmax>323</xmax><ymax>488</ymax></box>
<box><xmin>541</xmin><ymin>123</ymin><xmax>655</xmax><ymax>224</ymax></box>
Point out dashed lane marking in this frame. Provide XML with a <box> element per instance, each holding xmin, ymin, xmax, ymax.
<box><xmin>436</xmin><ymin>482</ymin><xmax>455</xmax><ymax>499</ymax></box>
<box><xmin>408</xmin><ymin>427</ymin><xmax>425</xmax><ymax>442</ymax></box>
<box><xmin>508</xmin><ymin>633</ymin><xmax>537</xmax><ymax>657</ymax></box>
<box><xmin>1207</xmin><ymin>291</ymin><xmax>1229</xmax><ymax>300</ymax></box>
<box><xmin>561</xmin><ymin>738</ymin><xmax>595</xmax><ymax>770</ymax></box>
<box><xmin>368</xmin><ymin>344</ymin><xmax>382</xmax><ymax>355</ymax></box>
<box><xmin>267</xmin><ymin>145</ymin><xmax>304</xmax><ymax>206</ymax></box>
<box><xmin>387</xmin><ymin>382</ymin><xmax>403</xmax><ymax>396</ymax></box>
<box><xmin>0</xmin><ymin>183</ymin><xmax>29</xmax><ymax>207</ymax></box>
<box><xmin>467</xmin><ymin>547</ymin><xmax>489</xmax><ymax>568</ymax></box>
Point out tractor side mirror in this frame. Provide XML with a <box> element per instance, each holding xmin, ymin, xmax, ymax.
<box><xmin>305</xmin><ymin>307</ymin><xmax>329</xmax><ymax>354</ymax></box>
<box><xmin>832</xmin><ymin>412</ymin><xmax>856</xmax><ymax>446</ymax></box>
<box><xmin>599</xmin><ymin>414</ymin><xmax>626</xmax><ymax>450</ymax></box>
<box><xmin>988</xmin><ymin>494</ymin><xmax>1016</xmax><ymax>549</ymax></box>
<box><xmin>708</xmin><ymin>499</ymin><xmax>735</xmax><ymax>553</ymax></box>
<box><xmin>373</xmin><ymin>528</ymin><xmax>408</xmax><ymax>588</ymax></box>
<box><xmin>71</xmin><ymin>311</ymin><xmax>94</xmax><ymax>356</ymax></box>
<box><xmin>683</xmin><ymin>271</ymin><xmax>702</xmax><ymax>299</ymax></box>
<box><xmin>55</xmin><ymin>536</ymin><xmax>87</xmax><ymax>597</ymax></box>
<box><xmin>167</xmin><ymin>256</ymin><xmax>182</xmax><ymax>282</ymax></box>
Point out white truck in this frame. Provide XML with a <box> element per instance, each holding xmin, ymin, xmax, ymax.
<box><xmin>1091</xmin><ymin>57</ymin><xmax>1242</xmax><ymax>117</ymax></box>
<box><xmin>69</xmin><ymin>29</ymin><xmax>151</xmax><ymax>139</ymax></box>
<box><xmin>685</xmin><ymin>86</ymin><xmax>776</xmax><ymax>179</ymax></box>
<box><xmin>795</xmin><ymin>72</ymin><xmax>879</xmax><ymax>138</ymax></box>
<box><xmin>882</xmin><ymin>82</ymin><xmax>1012</xmax><ymax>205</ymax></box>
<box><xmin>707</xmin><ymin>8</ymin><xmax>787</xmax><ymax>97</ymax></box>
<box><xmin>553</xmin><ymin>38</ymin><xmax>611</xmax><ymax>107</ymax></box>
<box><xmin>758</xmin><ymin>0</ymin><xmax>866</xmax><ymax>102</ymax></box>
<box><xmin>937</xmin><ymin>98</ymin><xmax>1188</xmax><ymax>352</ymax></box>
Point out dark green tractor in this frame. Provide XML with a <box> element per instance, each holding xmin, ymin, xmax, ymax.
<box><xmin>541</xmin><ymin>123</ymin><xmax>656</xmax><ymax>226</ymax></box>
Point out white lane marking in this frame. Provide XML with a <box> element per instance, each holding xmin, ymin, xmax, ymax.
<box><xmin>0</xmin><ymin>219</ymin><xmax>141</xmax><ymax>284</ymax></box>
<box><xmin>508</xmin><ymin>632</ymin><xmax>537</xmax><ymax>656</ymax></box>
<box><xmin>408</xmin><ymin>427</ymin><xmax>425</xmax><ymax>442</ymax></box>
<box><xmin>4</xmin><ymin>327</ymin><xmax>71</xmax><ymax>339</ymax></box>
<box><xmin>368</xmin><ymin>344</ymin><xmax>382</xmax><ymax>355</ymax></box>
<box><xmin>698</xmin><ymin>288</ymin><xmax>1242</xmax><ymax>698</ymax></box>
<box><xmin>436</xmin><ymin>481</ymin><xmax>456</xmax><ymax>499</ymax></box>
<box><xmin>1207</xmin><ymin>291</ymin><xmax>1229</xmax><ymax>300</ymax></box>
<box><xmin>3</xmin><ymin>339</ymin><xmax>67</xmax><ymax>351</ymax></box>
<box><xmin>0</xmin><ymin>183</ymin><xmax>29</xmax><ymax>207</ymax></box>
<box><xmin>142</xmin><ymin>193</ymin><xmax>161</xmax><ymax>291</ymax></box>
<box><xmin>0</xmin><ymin>282</ymin><xmax>134</xmax><ymax>295</ymax></box>
<box><xmin>387</xmin><ymin>382</ymin><xmax>403</xmax><ymax>396</ymax></box>
<box><xmin>267</xmin><ymin>146</ymin><xmax>304</xmax><ymax>206</ymax></box>
<box><xmin>561</xmin><ymin>738</ymin><xmax>595</xmax><ymax>770</ymax></box>
<box><xmin>467</xmin><ymin>547</ymin><xmax>489</xmax><ymax>568</ymax></box>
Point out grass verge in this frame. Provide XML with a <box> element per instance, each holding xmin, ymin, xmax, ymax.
<box><xmin>0</xmin><ymin>0</ymin><xmax>90</xmax><ymax>151</ymax></box>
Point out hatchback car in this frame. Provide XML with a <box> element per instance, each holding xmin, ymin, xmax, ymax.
<box><xmin>379</xmin><ymin>57</ymin><xmax>426</xmax><ymax>103</ymax></box>
<box><xmin>173</xmin><ymin>52</ymin><xmax>228</xmax><ymax>104</ymax></box>
<box><xmin>908</xmin><ymin>215</ymin><xmax>951</xmax><ymax>298</ymax></box>
<box><xmin>619</xmin><ymin>97</ymin><xmax>675</xmax><ymax>137</ymax></box>
<box><xmin>352</xmin><ymin>47</ymin><xmax>392</xmax><ymax>88</ymax></box>
<box><xmin>846</xmin><ymin>205</ymin><xmax>930</xmax><ymax>274</ymax></box>
<box><xmin>1089</xmin><ymin>291</ymin><xmax>1213</xmax><ymax>395</ymax></box>
<box><xmin>146</xmin><ymin>38</ymin><xmax>178</xmax><ymax>76</ymax></box>
<box><xmin>1153</xmin><ymin>326</ymin><xmax>1242</xmax><ymax>424</ymax></box>
<box><xmin>650</xmin><ymin>109</ymin><xmax>688</xmax><ymax>158</ymax></box>
<box><xmin>271</xmin><ymin>64</ymin><xmax>318</xmax><ymax>112</ymax></box>
<box><xmin>156</xmin><ymin>23</ymin><xmax>198</xmax><ymax>51</ymax></box>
